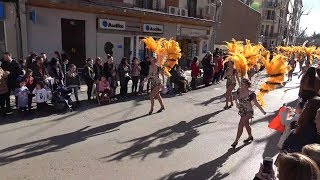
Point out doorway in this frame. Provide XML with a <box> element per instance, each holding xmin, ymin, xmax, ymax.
<box><xmin>61</xmin><ymin>19</ymin><xmax>86</xmax><ymax>67</ymax></box>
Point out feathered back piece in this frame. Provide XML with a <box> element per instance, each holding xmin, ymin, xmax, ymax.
<box><xmin>304</xmin><ymin>46</ymin><xmax>316</xmax><ymax>63</ymax></box>
<box><xmin>142</xmin><ymin>37</ymin><xmax>181</xmax><ymax>76</ymax></box>
<box><xmin>257</xmin><ymin>54</ymin><xmax>291</xmax><ymax>106</ymax></box>
<box><xmin>224</xmin><ymin>38</ymin><xmax>243</xmax><ymax>54</ymax></box>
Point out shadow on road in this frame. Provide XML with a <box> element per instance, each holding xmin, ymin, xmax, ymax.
<box><xmin>104</xmin><ymin>110</ymin><xmax>224</xmax><ymax>161</ymax></box>
<box><xmin>195</xmin><ymin>94</ymin><xmax>225</xmax><ymax>106</ymax></box>
<box><xmin>158</xmin><ymin>143</ymin><xmax>250</xmax><ymax>180</ymax></box>
<box><xmin>0</xmin><ymin>114</ymin><xmax>148</xmax><ymax>166</ymax></box>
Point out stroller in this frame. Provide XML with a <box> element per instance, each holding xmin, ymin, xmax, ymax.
<box><xmin>51</xmin><ymin>86</ymin><xmax>73</xmax><ymax>112</ymax></box>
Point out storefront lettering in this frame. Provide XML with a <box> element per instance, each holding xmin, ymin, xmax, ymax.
<box><xmin>99</xmin><ymin>19</ymin><xmax>126</xmax><ymax>30</ymax></box>
<box><xmin>143</xmin><ymin>24</ymin><xmax>163</xmax><ymax>33</ymax></box>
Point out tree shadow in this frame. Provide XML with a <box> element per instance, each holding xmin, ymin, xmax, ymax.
<box><xmin>255</xmin><ymin>132</ymin><xmax>281</xmax><ymax>158</ymax></box>
<box><xmin>0</xmin><ymin>114</ymin><xmax>148</xmax><ymax>166</ymax></box>
<box><xmin>158</xmin><ymin>143</ymin><xmax>250</xmax><ymax>180</ymax></box>
<box><xmin>104</xmin><ymin>110</ymin><xmax>224</xmax><ymax>161</ymax></box>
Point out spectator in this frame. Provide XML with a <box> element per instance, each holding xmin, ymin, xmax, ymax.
<box><xmin>15</xmin><ymin>78</ymin><xmax>30</xmax><ymax>113</ymax></box>
<box><xmin>48</xmin><ymin>58</ymin><xmax>64</xmax><ymax>86</ymax></box>
<box><xmin>24</xmin><ymin>69</ymin><xmax>36</xmax><ymax>110</ymax></box>
<box><xmin>61</xmin><ymin>50</ymin><xmax>69</xmax><ymax>63</ymax></box>
<box><xmin>314</xmin><ymin>108</ymin><xmax>320</xmax><ymax>143</ymax></box>
<box><xmin>19</xmin><ymin>59</ymin><xmax>27</xmax><ymax>75</ymax></box>
<box><xmin>40</xmin><ymin>53</ymin><xmax>49</xmax><ymax>69</ymax></box>
<box><xmin>131</xmin><ymin>57</ymin><xmax>141</xmax><ymax>94</ymax></box>
<box><xmin>201</xmin><ymin>52</ymin><xmax>215</xmax><ymax>87</ymax></box>
<box><xmin>299</xmin><ymin>67</ymin><xmax>318</xmax><ymax>102</ymax></box>
<box><xmin>30</xmin><ymin>56</ymin><xmax>48</xmax><ymax>83</ymax></box>
<box><xmin>213</xmin><ymin>54</ymin><xmax>224</xmax><ymax>84</ymax></box>
<box><xmin>32</xmin><ymin>81</ymin><xmax>49</xmax><ymax>111</ymax></box>
<box><xmin>98</xmin><ymin>75</ymin><xmax>111</xmax><ymax>101</ymax></box>
<box><xmin>0</xmin><ymin>67</ymin><xmax>9</xmax><ymax>117</ymax></box>
<box><xmin>302</xmin><ymin>144</ymin><xmax>320</xmax><ymax>168</ymax></box>
<box><xmin>277</xmin><ymin>102</ymin><xmax>304</xmax><ymax>149</ymax></box>
<box><xmin>283</xmin><ymin>97</ymin><xmax>320</xmax><ymax>152</ymax></box>
<box><xmin>61</xmin><ymin>59</ymin><xmax>69</xmax><ymax>82</ymax></box>
<box><xmin>54</xmin><ymin>51</ymin><xmax>62</xmax><ymax>64</ymax></box>
<box><xmin>118</xmin><ymin>57</ymin><xmax>131</xmax><ymax>98</ymax></box>
<box><xmin>83</xmin><ymin>58</ymin><xmax>95</xmax><ymax>100</ymax></box>
<box><xmin>103</xmin><ymin>54</ymin><xmax>117</xmax><ymax>79</ymax></box>
<box><xmin>191</xmin><ymin>56</ymin><xmax>202</xmax><ymax>90</ymax></box>
<box><xmin>66</xmin><ymin>64</ymin><xmax>80</xmax><ymax>104</ymax></box>
<box><xmin>1</xmin><ymin>52</ymin><xmax>23</xmax><ymax>110</ymax></box>
<box><xmin>139</xmin><ymin>56</ymin><xmax>151</xmax><ymax>94</ymax></box>
<box><xmin>170</xmin><ymin>65</ymin><xmax>188</xmax><ymax>93</ymax></box>
<box><xmin>26</xmin><ymin>52</ymin><xmax>37</xmax><ymax>68</ymax></box>
<box><xmin>254</xmin><ymin>153</ymin><xmax>320</xmax><ymax>180</ymax></box>
<box><xmin>108</xmin><ymin>70</ymin><xmax>118</xmax><ymax>101</ymax></box>
<box><xmin>93</xmin><ymin>57</ymin><xmax>104</xmax><ymax>81</ymax></box>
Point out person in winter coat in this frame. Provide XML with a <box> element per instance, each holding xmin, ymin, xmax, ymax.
<box><xmin>93</xmin><ymin>57</ymin><xmax>104</xmax><ymax>81</ymax></box>
<box><xmin>201</xmin><ymin>52</ymin><xmax>215</xmax><ymax>87</ymax></box>
<box><xmin>83</xmin><ymin>58</ymin><xmax>95</xmax><ymax>100</ymax></box>
<box><xmin>103</xmin><ymin>54</ymin><xmax>117</xmax><ymax>79</ymax></box>
<box><xmin>66</xmin><ymin>64</ymin><xmax>80</xmax><ymax>103</ymax></box>
<box><xmin>48</xmin><ymin>58</ymin><xmax>64</xmax><ymax>86</ymax></box>
<box><xmin>30</xmin><ymin>56</ymin><xmax>48</xmax><ymax>83</ymax></box>
<box><xmin>139</xmin><ymin>56</ymin><xmax>151</xmax><ymax>94</ymax></box>
<box><xmin>277</xmin><ymin>102</ymin><xmax>304</xmax><ymax>149</ymax></box>
<box><xmin>118</xmin><ymin>57</ymin><xmax>131</xmax><ymax>98</ymax></box>
<box><xmin>0</xmin><ymin>67</ymin><xmax>9</xmax><ymax>116</ymax></box>
<box><xmin>191</xmin><ymin>56</ymin><xmax>202</xmax><ymax>90</ymax></box>
<box><xmin>131</xmin><ymin>57</ymin><xmax>141</xmax><ymax>94</ymax></box>
<box><xmin>282</xmin><ymin>98</ymin><xmax>320</xmax><ymax>153</ymax></box>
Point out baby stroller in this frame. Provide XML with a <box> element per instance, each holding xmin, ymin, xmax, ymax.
<box><xmin>51</xmin><ymin>86</ymin><xmax>73</xmax><ymax>112</ymax></box>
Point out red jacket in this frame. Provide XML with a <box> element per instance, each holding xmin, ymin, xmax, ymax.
<box><xmin>217</xmin><ymin>57</ymin><xmax>224</xmax><ymax>71</ymax></box>
<box><xmin>191</xmin><ymin>62</ymin><xmax>201</xmax><ymax>77</ymax></box>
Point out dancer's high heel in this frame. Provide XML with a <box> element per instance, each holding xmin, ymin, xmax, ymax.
<box><xmin>231</xmin><ymin>141</ymin><xmax>238</xmax><ymax>148</ymax></box>
<box><xmin>149</xmin><ymin>108</ymin><xmax>154</xmax><ymax>115</ymax></box>
<box><xmin>157</xmin><ymin>107</ymin><xmax>165</xmax><ymax>113</ymax></box>
<box><xmin>243</xmin><ymin>136</ymin><xmax>254</xmax><ymax>143</ymax></box>
<box><xmin>223</xmin><ymin>105</ymin><xmax>229</xmax><ymax>110</ymax></box>
<box><xmin>229</xmin><ymin>103</ymin><xmax>234</xmax><ymax>108</ymax></box>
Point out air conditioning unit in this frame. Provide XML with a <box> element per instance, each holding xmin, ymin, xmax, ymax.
<box><xmin>180</xmin><ymin>8</ymin><xmax>188</xmax><ymax>17</ymax></box>
<box><xmin>168</xmin><ymin>6</ymin><xmax>180</xmax><ymax>15</ymax></box>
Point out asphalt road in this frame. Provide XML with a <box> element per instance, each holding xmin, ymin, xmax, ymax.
<box><xmin>0</xmin><ymin>73</ymin><xmax>300</xmax><ymax>180</ymax></box>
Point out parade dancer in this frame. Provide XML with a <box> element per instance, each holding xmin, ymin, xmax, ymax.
<box><xmin>222</xmin><ymin>61</ymin><xmax>240</xmax><ymax>110</ymax></box>
<box><xmin>231</xmin><ymin>78</ymin><xmax>266</xmax><ymax>148</ymax></box>
<box><xmin>143</xmin><ymin>57</ymin><xmax>165</xmax><ymax>115</ymax></box>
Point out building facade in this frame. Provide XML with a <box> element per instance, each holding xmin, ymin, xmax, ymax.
<box><xmin>240</xmin><ymin>0</ymin><xmax>303</xmax><ymax>49</ymax></box>
<box><xmin>1</xmin><ymin>0</ymin><xmax>222</xmax><ymax>67</ymax></box>
<box><xmin>215</xmin><ymin>0</ymin><xmax>262</xmax><ymax>47</ymax></box>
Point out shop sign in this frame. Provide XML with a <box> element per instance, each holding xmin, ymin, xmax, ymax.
<box><xmin>180</xmin><ymin>28</ymin><xmax>207</xmax><ymax>37</ymax></box>
<box><xmin>143</xmin><ymin>24</ymin><xmax>163</xmax><ymax>34</ymax></box>
<box><xmin>99</xmin><ymin>19</ymin><xmax>126</xmax><ymax>30</ymax></box>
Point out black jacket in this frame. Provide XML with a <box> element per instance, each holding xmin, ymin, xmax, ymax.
<box><xmin>83</xmin><ymin>65</ymin><xmax>95</xmax><ymax>83</ymax></box>
<box><xmin>282</xmin><ymin>123</ymin><xmax>317</xmax><ymax>153</ymax></box>
<box><xmin>30</xmin><ymin>62</ymin><xmax>48</xmax><ymax>83</ymax></box>
<box><xmin>140</xmin><ymin>61</ymin><xmax>150</xmax><ymax>77</ymax></box>
<box><xmin>93</xmin><ymin>63</ymin><xmax>104</xmax><ymax>81</ymax></box>
<box><xmin>103</xmin><ymin>63</ymin><xmax>117</xmax><ymax>79</ymax></box>
<box><xmin>1</xmin><ymin>60</ymin><xmax>23</xmax><ymax>88</ymax></box>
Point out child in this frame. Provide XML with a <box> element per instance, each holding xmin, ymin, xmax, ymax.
<box><xmin>32</xmin><ymin>81</ymin><xmax>48</xmax><ymax>111</ymax></box>
<box><xmin>25</xmin><ymin>69</ymin><xmax>36</xmax><ymax>110</ymax></box>
<box><xmin>98</xmin><ymin>76</ymin><xmax>111</xmax><ymax>101</ymax></box>
<box><xmin>66</xmin><ymin>64</ymin><xmax>80</xmax><ymax>103</ymax></box>
<box><xmin>15</xmin><ymin>78</ymin><xmax>30</xmax><ymax>112</ymax></box>
<box><xmin>131</xmin><ymin>57</ymin><xmax>141</xmax><ymax>94</ymax></box>
<box><xmin>108</xmin><ymin>71</ymin><xmax>118</xmax><ymax>101</ymax></box>
<box><xmin>191</xmin><ymin>57</ymin><xmax>202</xmax><ymax>90</ymax></box>
<box><xmin>277</xmin><ymin>102</ymin><xmax>305</xmax><ymax>149</ymax></box>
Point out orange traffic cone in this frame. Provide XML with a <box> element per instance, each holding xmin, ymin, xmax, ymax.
<box><xmin>268</xmin><ymin>106</ymin><xmax>286</xmax><ymax>133</ymax></box>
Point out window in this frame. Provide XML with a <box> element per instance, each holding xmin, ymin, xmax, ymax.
<box><xmin>136</xmin><ymin>0</ymin><xmax>153</xmax><ymax>10</ymax></box>
<box><xmin>266</xmin><ymin>10</ymin><xmax>271</xmax><ymax>19</ymax></box>
<box><xmin>265</xmin><ymin>25</ymin><xmax>269</xmax><ymax>36</ymax></box>
<box><xmin>187</xmin><ymin>0</ymin><xmax>197</xmax><ymax>18</ymax></box>
<box><xmin>270</xmin><ymin>25</ymin><xmax>274</xmax><ymax>36</ymax></box>
<box><xmin>271</xmin><ymin>11</ymin><xmax>275</xmax><ymax>20</ymax></box>
<box><xmin>261</xmin><ymin>25</ymin><xmax>264</xmax><ymax>35</ymax></box>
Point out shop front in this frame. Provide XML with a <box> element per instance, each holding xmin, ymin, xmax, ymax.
<box><xmin>177</xmin><ymin>26</ymin><xmax>211</xmax><ymax>69</ymax></box>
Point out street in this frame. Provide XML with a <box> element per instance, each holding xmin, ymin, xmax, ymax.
<box><xmin>0</xmin><ymin>74</ymin><xmax>300</xmax><ymax>180</ymax></box>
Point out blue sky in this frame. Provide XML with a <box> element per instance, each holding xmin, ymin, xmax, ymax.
<box><xmin>300</xmin><ymin>0</ymin><xmax>320</xmax><ymax>35</ymax></box>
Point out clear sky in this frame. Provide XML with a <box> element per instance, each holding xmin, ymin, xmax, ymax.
<box><xmin>300</xmin><ymin>0</ymin><xmax>320</xmax><ymax>35</ymax></box>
